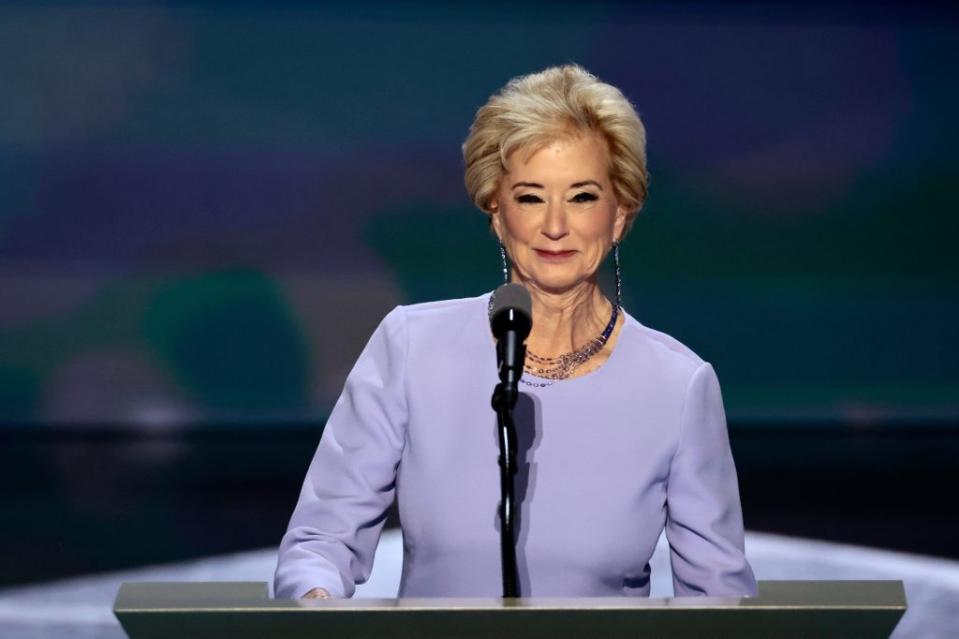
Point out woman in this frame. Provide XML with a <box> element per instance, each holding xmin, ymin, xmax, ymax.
<box><xmin>274</xmin><ymin>65</ymin><xmax>757</xmax><ymax>599</ymax></box>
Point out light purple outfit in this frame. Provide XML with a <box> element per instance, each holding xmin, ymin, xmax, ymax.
<box><xmin>274</xmin><ymin>292</ymin><xmax>757</xmax><ymax>599</ymax></box>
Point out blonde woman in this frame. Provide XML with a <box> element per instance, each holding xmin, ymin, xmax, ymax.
<box><xmin>275</xmin><ymin>64</ymin><xmax>757</xmax><ymax>599</ymax></box>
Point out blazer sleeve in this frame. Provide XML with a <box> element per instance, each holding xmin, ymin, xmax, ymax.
<box><xmin>665</xmin><ymin>362</ymin><xmax>758</xmax><ymax>597</ymax></box>
<box><xmin>273</xmin><ymin>306</ymin><xmax>409</xmax><ymax>599</ymax></box>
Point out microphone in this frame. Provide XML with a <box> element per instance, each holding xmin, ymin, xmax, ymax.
<box><xmin>488</xmin><ymin>283</ymin><xmax>531</xmax><ymax>598</ymax></box>
<box><xmin>489</xmin><ymin>283</ymin><xmax>532</xmax><ymax>404</ymax></box>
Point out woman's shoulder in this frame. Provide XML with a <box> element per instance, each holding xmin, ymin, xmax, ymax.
<box><xmin>617</xmin><ymin>311</ymin><xmax>707</xmax><ymax>377</ymax></box>
<box><xmin>381</xmin><ymin>292</ymin><xmax>491</xmax><ymax>341</ymax></box>
<box><xmin>399</xmin><ymin>291</ymin><xmax>490</xmax><ymax>321</ymax></box>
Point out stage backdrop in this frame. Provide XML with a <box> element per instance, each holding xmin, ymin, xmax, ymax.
<box><xmin>1</xmin><ymin>2</ymin><xmax>957</xmax><ymax>427</ymax></box>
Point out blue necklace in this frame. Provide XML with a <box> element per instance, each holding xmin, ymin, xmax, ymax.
<box><xmin>488</xmin><ymin>293</ymin><xmax>619</xmax><ymax>387</ymax></box>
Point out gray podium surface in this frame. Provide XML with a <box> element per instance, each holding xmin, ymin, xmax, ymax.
<box><xmin>114</xmin><ymin>580</ymin><xmax>906</xmax><ymax>639</ymax></box>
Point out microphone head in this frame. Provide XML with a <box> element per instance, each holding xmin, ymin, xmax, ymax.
<box><xmin>490</xmin><ymin>283</ymin><xmax>532</xmax><ymax>340</ymax></box>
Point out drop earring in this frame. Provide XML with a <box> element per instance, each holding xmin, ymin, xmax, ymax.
<box><xmin>613</xmin><ymin>242</ymin><xmax>622</xmax><ymax>309</ymax></box>
<box><xmin>499</xmin><ymin>244</ymin><xmax>510</xmax><ymax>284</ymax></box>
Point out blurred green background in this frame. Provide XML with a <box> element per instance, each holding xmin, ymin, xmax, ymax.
<box><xmin>1</xmin><ymin>2</ymin><xmax>956</xmax><ymax>426</ymax></box>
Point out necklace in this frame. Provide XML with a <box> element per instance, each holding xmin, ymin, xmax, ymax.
<box><xmin>487</xmin><ymin>292</ymin><xmax>620</xmax><ymax>387</ymax></box>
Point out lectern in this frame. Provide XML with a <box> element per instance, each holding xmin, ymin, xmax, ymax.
<box><xmin>114</xmin><ymin>580</ymin><xmax>905</xmax><ymax>638</ymax></box>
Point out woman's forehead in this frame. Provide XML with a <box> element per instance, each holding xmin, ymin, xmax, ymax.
<box><xmin>505</xmin><ymin>133</ymin><xmax>612</xmax><ymax>182</ymax></box>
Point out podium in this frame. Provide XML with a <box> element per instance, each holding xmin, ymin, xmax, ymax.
<box><xmin>113</xmin><ymin>580</ymin><xmax>905</xmax><ymax>638</ymax></box>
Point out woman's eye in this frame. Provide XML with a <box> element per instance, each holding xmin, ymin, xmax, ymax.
<box><xmin>570</xmin><ymin>192</ymin><xmax>599</xmax><ymax>203</ymax></box>
<box><xmin>517</xmin><ymin>194</ymin><xmax>544</xmax><ymax>204</ymax></box>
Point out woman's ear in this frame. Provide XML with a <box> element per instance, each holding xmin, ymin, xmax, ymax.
<box><xmin>488</xmin><ymin>207</ymin><xmax>504</xmax><ymax>244</ymax></box>
<box><xmin>613</xmin><ymin>205</ymin><xmax>628</xmax><ymax>244</ymax></box>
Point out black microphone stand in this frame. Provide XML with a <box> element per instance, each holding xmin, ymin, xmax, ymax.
<box><xmin>491</xmin><ymin>335</ymin><xmax>525</xmax><ymax>598</ymax></box>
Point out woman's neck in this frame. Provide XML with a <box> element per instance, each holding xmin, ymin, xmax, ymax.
<box><xmin>512</xmin><ymin>276</ymin><xmax>613</xmax><ymax>357</ymax></box>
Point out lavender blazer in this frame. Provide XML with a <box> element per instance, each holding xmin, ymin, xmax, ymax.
<box><xmin>274</xmin><ymin>292</ymin><xmax>757</xmax><ymax>599</ymax></box>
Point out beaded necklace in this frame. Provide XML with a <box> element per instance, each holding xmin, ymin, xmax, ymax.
<box><xmin>487</xmin><ymin>293</ymin><xmax>619</xmax><ymax>387</ymax></box>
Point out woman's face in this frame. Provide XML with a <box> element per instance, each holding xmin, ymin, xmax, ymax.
<box><xmin>489</xmin><ymin>132</ymin><xmax>627</xmax><ymax>296</ymax></box>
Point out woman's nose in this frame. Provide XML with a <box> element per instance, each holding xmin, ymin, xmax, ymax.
<box><xmin>541</xmin><ymin>200</ymin><xmax>569</xmax><ymax>240</ymax></box>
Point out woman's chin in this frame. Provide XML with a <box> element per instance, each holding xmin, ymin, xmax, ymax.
<box><xmin>525</xmin><ymin>274</ymin><xmax>590</xmax><ymax>295</ymax></box>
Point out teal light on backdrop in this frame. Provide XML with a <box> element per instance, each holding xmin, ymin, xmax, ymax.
<box><xmin>0</xmin><ymin>3</ymin><xmax>956</xmax><ymax>425</ymax></box>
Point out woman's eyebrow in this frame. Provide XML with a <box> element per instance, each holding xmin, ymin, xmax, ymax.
<box><xmin>510</xmin><ymin>180</ymin><xmax>604</xmax><ymax>190</ymax></box>
<box><xmin>570</xmin><ymin>180</ymin><xmax>603</xmax><ymax>190</ymax></box>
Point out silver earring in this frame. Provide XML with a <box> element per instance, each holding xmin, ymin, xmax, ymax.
<box><xmin>613</xmin><ymin>242</ymin><xmax>622</xmax><ymax>309</ymax></box>
<box><xmin>499</xmin><ymin>244</ymin><xmax>510</xmax><ymax>283</ymax></box>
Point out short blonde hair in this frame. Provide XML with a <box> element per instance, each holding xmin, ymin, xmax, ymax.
<box><xmin>462</xmin><ymin>64</ymin><xmax>648</xmax><ymax>236</ymax></box>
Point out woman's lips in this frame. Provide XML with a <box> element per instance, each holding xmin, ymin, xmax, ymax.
<box><xmin>534</xmin><ymin>249</ymin><xmax>577</xmax><ymax>261</ymax></box>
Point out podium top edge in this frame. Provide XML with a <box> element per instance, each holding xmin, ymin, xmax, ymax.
<box><xmin>114</xmin><ymin>580</ymin><xmax>906</xmax><ymax>613</ymax></box>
